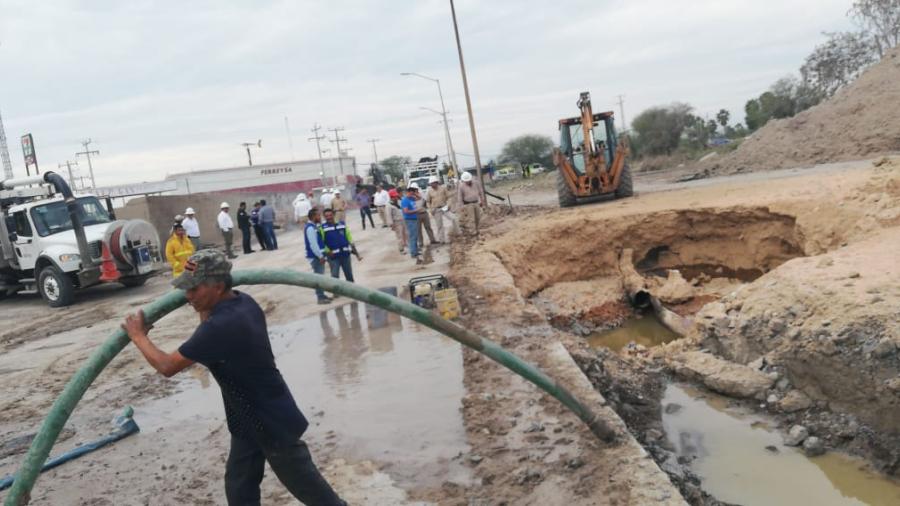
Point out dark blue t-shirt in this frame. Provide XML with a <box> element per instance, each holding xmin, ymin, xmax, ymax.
<box><xmin>179</xmin><ymin>291</ymin><xmax>308</xmax><ymax>441</ymax></box>
<box><xmin>400</xmin><ymin>196</ymin><xmax>418</xmax><ymax>221</ymax></box>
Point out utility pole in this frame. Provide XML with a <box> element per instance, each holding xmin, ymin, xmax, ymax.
<box><xmin>366</xmin><ymin>138</ymin><xmax>379</xmax><ymax>165</ymax></box>
<box><xmin>75</xmin><ymin>139</ymin><xmax>99</xmax><ymax>189</ymax></box>
<box><xmin>327</xmin><ymin>127</ymin><xmax>347</xmax><ymax>179</ymax></box>
<box><xmin>0</xmin><ymin>109</ymin><xmax>13</xmax><ymax>180</ymax></box>
<box><xmin>308</xmin><ymin>123</ymin><xmax>328</xmax><ymax>180</ymax></box>
<box><xmin>241</xmin><ymin>139</ymin><xmax>262</xmax><ymax>166</ymax></box>
<box><xmin>449</xmin><ymin>0</ymin><xmax>485</xmax><ymax>199</ymax></box>
<box><xmin>58</xmin><ymin>160</ymin><xmax>78</xmax><ymax>189</ymax></box>
<box><xmin>616</xmin><ymin>95</ymin><xmax>627</xmax><ymax>132</ymax></box>
<box><xmin>284</xmin><ymin>116</ymin><xmax>295</xmax><ymax>160</ymax></box>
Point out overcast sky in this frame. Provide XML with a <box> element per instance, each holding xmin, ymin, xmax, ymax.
<box><xmin>0</xmin><ymin>0</ymin><xmax>856</xmax><ymax>186</ymax></box>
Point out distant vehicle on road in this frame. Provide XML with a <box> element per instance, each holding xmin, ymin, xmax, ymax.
<box><xmin>525</xmin><ymin>163</ymin><xmax>546</xmax><ymax>174</ymax></box>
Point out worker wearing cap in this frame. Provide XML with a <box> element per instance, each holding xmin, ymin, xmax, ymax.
<box><xmin>425</xmin><ymin>176</ymin><xmax>450</xmax><ymax>243</ymax></box>
<box><xmin>165</xmin><ymin>223</ymin><xmax>195</xmax><ymax>277</ymax></box>
<box><xmin>182</xmin><ymin>207</ymin><xmax>201</xmax><ymax>250</ymax></box>
<box><xmin>401</xmin><ymin>185</ymin><xmax>422</xmax><ymax>263</ymax></box>
<box><xmin>319</xmin><ymin>208</ymin><xmax>355</xmax><ymax>282</ymax></box>
<box><xmin>292</xmin><ymin>193</ymin><xmax>311</xmax><ymax>227</ymax></box>
<box><xmin>373</xmin><ymin>184</ymin><xmax>390</xmax><ymax>228</ymax></box>
<box><xmin>319</xmin><ymin>188</ymin><xmax>334</xmax><ymax>211</ymax></box>
<box><xmin>457</xmin><ymin>171</ymin><xmax>484</xmax><ymax>236</ymax></box>
<box><xmin>218</xmin><ymin>202</ymin><xmax>237</xmax><ymax>259</ymax></box>
<box><xmin>122</xmin><ymin>250</ymin><xmax>346</xmax><ymax>505</ymax></box>
<box><xmin>304</xmin><ymin>208</ymin><xmax>332</xmax><ymax>304</ymax></box>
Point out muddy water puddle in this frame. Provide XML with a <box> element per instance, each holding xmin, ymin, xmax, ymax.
<box><xmin>587</xmin><ymin>311</ymin><xmax>679</xmax><ymax>351</ymax></box>
<box><xmin>138</xmin><ymin>301</ymin><xmax>470</xmax><ymax>488</ymax></box>
<box><xmin>663</xmin><ymin>383</ymin><xmax>900</xmax><ymax>505</ymax></box>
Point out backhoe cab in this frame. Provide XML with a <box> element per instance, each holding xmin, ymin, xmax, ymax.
<box><xmin>553</xmin><ymin>91</ymin><xmax>632</xmax><ymax>207</ymax></box>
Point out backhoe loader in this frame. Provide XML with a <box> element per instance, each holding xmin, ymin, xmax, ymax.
<box><xmin>553</xmin><ymin>91</ymin><xmax>632</xmax><ymax>207</ymax></box>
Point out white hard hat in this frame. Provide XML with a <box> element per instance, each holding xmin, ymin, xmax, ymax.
<box><xmin>185</xmin><ymin>207</ymin><xmax>195</xmax><ymax>214</ymax></box>
<box><xmin>220</xmin><ymin>202</ymin><xmax>230</xmax><ymax>209</ymax></box>
<box><xmin>408</xmin><ymin>182</ymin><xmax>420</xmax><ymax>190</ymax></box>
<box><xmin>461</xmin><ymin>172</ymin><xmax>473</xmax><ymax>182</ymax></box>
<box><xmin>428</xmin><ymin>175</ymin><xmax>439</xmax><ymax>184</ymax></box>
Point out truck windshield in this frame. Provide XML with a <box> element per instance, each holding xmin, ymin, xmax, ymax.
<box><xmin>30</xmin><ymin>197</ymin><xmax>111</xmax><ymax>237</ymax></box>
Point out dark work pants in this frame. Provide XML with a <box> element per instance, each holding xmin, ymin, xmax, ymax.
<box><xmin>327</xmin><ymin>255</ymin><xmax>354</xmax><ymax>283</ymax></box>
<box><xmin>240</xmin><ymin>226</ymin><xmax>252</xmax><ymax>253</ymax></box>
<box><xmin>359</xmin><ymin>206</ymin><xmax>375</xmax><ymax>229</ymax></box>
<box><xmin>262</xmin><ymin>222</ymin><xmax>278</xmax><ymax>250</ymax></box>
<box><xmin>225</xmin><ymin>435</ymin><xmax>345</xmax><ymax>506</ymax></box>
<box><xmin>253</xmin><ymin>225</ymin><xmax>267</xmax><ymax>250</ymax></box>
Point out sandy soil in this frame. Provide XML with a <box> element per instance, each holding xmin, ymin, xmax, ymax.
<box><xmin>451</xmin><ymin>156</ymin><xmax>900</xmax><ymax>502</ymax></box>
<box><xmin>0</xmin><ymin>218</ymin><xmax>458</xmax><ymax>505</ymax></box>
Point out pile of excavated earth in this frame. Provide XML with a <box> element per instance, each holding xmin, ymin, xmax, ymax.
<box><xmin>450</xmin><ymin>157</ymin><xmax>900</xmax><ymax>503</ymax></box>
<box><xmin>699</xmin><ymin>47</ymin><xmax>900</xmax><ymax>176</ymax></box>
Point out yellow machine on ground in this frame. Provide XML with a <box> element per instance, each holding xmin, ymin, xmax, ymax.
<box><xmin>553</xmin><ymin>91</ymin><xmax>632</xmax><ymax>207</ymax></box>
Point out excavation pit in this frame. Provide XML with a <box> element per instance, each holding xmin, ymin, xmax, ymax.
<box><xmin>516</xmin><ymin>207</ymin><xmax>808</xmax><ymax>349</ymax></box>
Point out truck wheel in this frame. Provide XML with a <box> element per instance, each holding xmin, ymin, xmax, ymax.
<box><xmin>119</xmin><ymin>276</ymin><xmax>148</xmax><ymax>288</ymax></box>
<box><xmin>556</xmin><ymin>170</ymin><xmax>577</xmax><ymax>207</ymax></box>
<box><xmin>615</xmin><ymin>163</ymin><xmax>634</xmax><ymax>198</ymax></box>
<box><xmin>39</xmin><ymin>266</ymin><xmax>75</xmax><ymax>307</ymax></box>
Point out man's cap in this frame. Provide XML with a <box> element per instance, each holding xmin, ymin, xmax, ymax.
<box><xmin>408</xmin><ymin>182</ymin><xmax>420</xmax><ymax>191</ymax></box>
<box><xmin>185</xmin><ymin>207</ymin><xmax>195</xmax><ymax>214</ymax></box>
<box><xmin>220</xmin><ymin>202</ymin><xmax>230</xmax><ymax>209</ymax></box>
<box><xmin>428</xmin><ymin>175</ymin><xmax>439</xmax><ymax>184</ymax></box>
<box><xmin>461</xmin><ymin>172</ymin><xmax>473</xmax><ymax>182</ymax></box>
<box><xmin>172</xmin><ymin>249</ymin><xmax>233</xmax><ymax>290</ymax></box>
<box><xmin>388</xmin><ymin>189</ymin><xmax>399</xmax><ymax>199</ymax></box>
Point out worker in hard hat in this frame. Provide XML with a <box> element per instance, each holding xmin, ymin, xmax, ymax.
<box><xmin>457</xmin><ymin>171</ymin><xmax>484</xmax><ymax>236</ymax></box>
<box><xmin>293</xmin><ymin>193</ymin><xmax>312</xmax><ymax>227</ymax></box>
<box><xmin>165</xmin><ymin>223</ymin><xmax>195</xmax><ymax>277</ymax></box>
<box><xmin>401</xmin><ymin>184</ymin><xmax>423</xmax><ymax>263</ymax></box>
<box><xmin>331</xmin><ymin>190</ymin><xmax>347</xmax><ymax>223</ymax></box>
<box><xmin>413</xmin><ymin>182</ymin><xmax>437</xmax><ymax>248</ymax></box>
<box><xmin>425</xmin><ymin>176</ymin><xmax>449</xmax><ymax>243</ymax></box>
<box><xmin>388</xmin><ymin>189</ymin><xmax>407</xmax><ymax>253</ymax></box>
<box><xmin>320</xmin><ymin>208</ymin><xmax>356</xmax><ymax>283</ymax></box>
<box><xmin>319</xmin><ymin>188</ymin><xmax>335</xmax><ymax>211</ymax></box>
<box><xmin>218</xmin><ymin>202</ymin><xmax>238</xmax><ymax>259</ymax></box>
<box><xmin>182</xmin><ymin>207</ymin><xmax>201</xmax><ymax>250</ymax></box>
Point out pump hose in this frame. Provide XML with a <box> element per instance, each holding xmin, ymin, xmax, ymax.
<box><xmin>4</xmin><ymin>269</ymin><xmax>616</xmax><ymax>505</ymax></box>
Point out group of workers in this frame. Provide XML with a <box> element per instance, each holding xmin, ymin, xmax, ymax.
<box><xmin>165</xmin><ymin>200</ymin><xmax>279</xmax><ymax>277</ymax></box>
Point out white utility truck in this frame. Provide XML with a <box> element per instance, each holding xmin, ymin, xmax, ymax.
<box><xmin>1</xmin><ymin>172</ymin><xmax>162</xmax><ymax>307</ymax></box>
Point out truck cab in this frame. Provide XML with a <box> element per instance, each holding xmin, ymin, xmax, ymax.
<box><xmin>1</xmin><ymin>173</ymin><xmax>162</xmax><ymax>307</ymax></box>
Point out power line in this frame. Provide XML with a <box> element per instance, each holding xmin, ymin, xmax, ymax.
<box><xmin>0</xmin><ymin>109</ymin><xmax>12</xmax><ymax>179</ymax></box>
<box><xmin>57</xmin><ymin>160</ymin><xmax>78</xmax><ymax>190</ymax></box>
<box><xmin>308</xmin><ymin>123</ymin><xmax>328</xmax><ymax>179</ymax></box>
<box><xmin>75</xmin><ymin>139</ymin><xmax>99</xmax><ymax>189</ymax></box>
<box><xmin>327</xmin><ymin>127</ymin><xmax>347</xmax><ymax>177</ymax></box>
<box><xmin>366</xmin><ymin>138</ymin><xmax>380</xmax><ymax>165</ymax></box>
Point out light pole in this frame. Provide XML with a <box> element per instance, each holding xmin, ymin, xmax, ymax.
<box><xmin>448</xmin><ymin>0</ymin><xmax>485</xmax><ymax>196</ymax></box>
<box><xmin>420</xmin><ymin>107</ymin><xmax>454</xmax><ymax>175</ymax></box>
<box><xmin>241</xmin><ymin>139</ymin><xmax>262</xmax><ymax>166</ymax></box>
<box><xmin>400</xmin><ymin>72</ymin><xmax>458</xmax><ymax>175</ymax></box>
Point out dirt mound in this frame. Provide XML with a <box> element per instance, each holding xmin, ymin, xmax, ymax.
<box><xmin>701</xmin><ymin>48</ymin><xmax>900</xmax><ymax>175</ymax></box>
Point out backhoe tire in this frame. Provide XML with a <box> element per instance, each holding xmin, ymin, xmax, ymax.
<box><xmin>615</xmin><ymin>163</ymin><xmax>634</xmax><ymax>198</ymax></box>
<box><xmin>556</xmin><ymin>170</ymin><xmax>577</xmax><ymax>208</ymax></box>
<box><xmin>39</xmin><ymin>265</ymin><xmax>75</xmax><ymax>308</ymax></box>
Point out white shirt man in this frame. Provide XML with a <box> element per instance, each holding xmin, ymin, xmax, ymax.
<box><xmin>218</xmin><ymin>203</ymin><xmax>237</xmax><ymax>259</ymax></box>
<box><xmin>320</xmin><ymin>190</ymin><xmax>335</xmax><ymax>210</ymax></box>
<box><xmin>373</xmin><ymin>186</ymin><xmax>390</xmax><ymax>227</ymax></box>
<box><xmin>182</xmin><ymin>208</ymin><xmax>201</xmax><ymax>250</ymax></box>
<box><xmin>293</xmin><ymin>194</ymin><xmax>312</xmax><ymax>224</ymax></box>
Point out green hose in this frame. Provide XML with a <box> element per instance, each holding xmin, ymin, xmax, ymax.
<box><xmin>4</xmin><ymin>269</ymin><xmax>616</xmax><ymax>505</ymax></box>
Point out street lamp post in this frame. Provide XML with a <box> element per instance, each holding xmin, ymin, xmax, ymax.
<box><xmin>400</xmin><ymin>72</ymin><xmax>459</xmax><ymax>175</ymax></box>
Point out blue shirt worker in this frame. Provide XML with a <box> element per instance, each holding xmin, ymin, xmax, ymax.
<box><xmin>401</xmin><ymin>184</ymin><xmax>422</xmax><ymax>263</ymax></box>
<box><xmin>121</xmin><ymin>250</ymin><xmax>346</xmax><ymax>506</ymax></box>
<box><xmin>319</xmin><ymin>208</ymin><xmax>356</xmax><ymax>283</ymax></box>
<box><xmin>304</xmin><ymin>208</ymin><xmax>332</xmax><ymax>304</ymax></box>
<box><xmin>259</xmin><ymin>199</ymin><xmax>278</xmax><ymax>250</ymax></box>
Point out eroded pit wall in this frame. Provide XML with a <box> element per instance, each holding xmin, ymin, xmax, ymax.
<box><xmin>695</xmin><ymin>226</ymin><xmax>900</xmax><ymax>440</ymax></box>
<box><xmin>488</xmin><ymin>207</ymin><xmax>806</xmax><ymax>297</ymax></box>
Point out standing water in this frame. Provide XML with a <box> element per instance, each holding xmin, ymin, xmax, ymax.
<box><xmin>138</xmin><ymin>301</ymin><xmax>470</xmax><ymax>487</ymax></box>
<box><xmin>662</xmin><ymin>383</ymin><xmax>900</xmax><ymax>505</ymax></box>
<box><xmin>588</xmin><ymin>311</ymin><xmax>680</xmax><ymax>351</ymax></box>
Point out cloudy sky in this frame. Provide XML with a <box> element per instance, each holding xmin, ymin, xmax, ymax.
<box><xmin>0</xmin><ymin>0</ymin><xmax>855</xmax><ymax>186</ymax></box>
